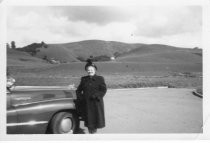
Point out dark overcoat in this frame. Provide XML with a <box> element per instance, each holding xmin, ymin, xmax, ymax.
<box><xmin>76</xmin><ymin>75</ymin><xmax>107</xmax><ymax>129</ymax></box>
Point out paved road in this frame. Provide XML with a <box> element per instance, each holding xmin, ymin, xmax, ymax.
<box><xmin>79</xmin><ymin>88</ymin><xmax>202</xmax><ymax>134</ymax></box>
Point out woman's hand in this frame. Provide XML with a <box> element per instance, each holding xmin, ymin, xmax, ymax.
<box><xmin>90</xmin><ymin>94</ymin><xmax>100</xmax><ymax>101</ymax></box>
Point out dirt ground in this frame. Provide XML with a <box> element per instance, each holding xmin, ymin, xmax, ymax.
<box><xmin>79</xmin><ymin>88</ymin><xmax>202</xmax><ymax>133</ymax></box>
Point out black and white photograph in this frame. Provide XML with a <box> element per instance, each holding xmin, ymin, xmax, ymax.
<box><xmin>1</xmin><ymin>0</ymin><xmax>210</xmax><ymax>141</ymax></box>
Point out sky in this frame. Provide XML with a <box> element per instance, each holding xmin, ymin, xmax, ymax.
<box><xmin>7</xmin><ymin>6</ymin><xmax>202</xmax><ymax>48</ymax></box>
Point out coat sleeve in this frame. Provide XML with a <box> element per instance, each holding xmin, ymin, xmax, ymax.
<box><xmin>76</xmin><ymin>77</ymin><xmax>84</xmax><ymax>100</ymax></box>
<box><xmin>94</xmin><ymin>76</ymin><xmax>107</xmax><ymax>99</ymax></box>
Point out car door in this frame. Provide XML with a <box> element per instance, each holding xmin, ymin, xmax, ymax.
<box><xmin>7</xmin><ymin>92</ymin><xmax>18</xmax><ymax>134</ymax></box>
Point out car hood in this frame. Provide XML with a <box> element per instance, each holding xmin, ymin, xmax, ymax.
<box><xmin>10</xmin><ymin>87</ymin><xmax>76</xmax><ymax>106</ymax></box>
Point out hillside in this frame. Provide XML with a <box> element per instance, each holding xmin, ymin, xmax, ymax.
<box><xmin>7</xmin><ymin>48</ymin><xmax>48</xmax><ymax>67</ymax></box>
<box><xmin>117</xmin><ymin>50</ymin><xmax>202</xmax><ymax>64</ymax></box>
<box><xmin>15</xmin><ymin>40</ymin><xmax>145</xmax><ymax>62</ymax></box>
<box><xmin>117</xmin><ymin>44</ymin><xmax>202</xmax><ymax>63</ymax></box>
<box><xmin>58</xmin><ymin>40</ymin><xmax>144</xmax><ymax>59</ymax></box>
<box><xmin>8</xmin><ymin>40</ymin><xmax>202</xmax><ymax>66</ymax></box>
<box><xmin>7</xmin><ymin>41</ymin><xmax>202</xmax><ymax>89</ymax></box>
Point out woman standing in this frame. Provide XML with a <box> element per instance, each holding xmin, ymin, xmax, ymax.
<box><xmin>76</xmin><ymin>59</ymin><xmax>107</xmax><ymax>134</ymax></box>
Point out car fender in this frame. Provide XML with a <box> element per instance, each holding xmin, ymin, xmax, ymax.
<box><xmin>11</xmin><ymin>98</ymin><xmax>76</xmax><ymax>134</ymax></box>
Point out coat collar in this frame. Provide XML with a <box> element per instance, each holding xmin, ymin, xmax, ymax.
<box><xmin>88</xmin><ymin>74</ymin><xmax>97</xmax><ymax>80</ymax></box>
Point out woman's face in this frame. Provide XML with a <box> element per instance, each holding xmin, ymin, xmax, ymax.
<box><xmin>87</xmin><ymin>66</ymin><xmax>96</xmax><ymax>76</ymax></box>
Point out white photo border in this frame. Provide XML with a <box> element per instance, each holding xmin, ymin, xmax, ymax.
<box><xmin>0</xmin><ymin>0</ymin><xmax>210</xmax><ymax>141</ymax></box>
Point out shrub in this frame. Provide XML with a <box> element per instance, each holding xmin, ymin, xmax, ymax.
<box><xmin>92</xmin><ymin>55</ymin><xmax>111</xmax><ymax>61</ymax></box>
<box><xmin>11</xmin><ymin>41</ymin><xmax>16</xmax><ymax>49</ymax></box>
<box><xmin>77</xmin><ymin>56</ymin><xmax>86</xmax><ymax>62</ymax></box>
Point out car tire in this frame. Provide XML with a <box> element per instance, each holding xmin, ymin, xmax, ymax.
<box><xmin>49</xmin><ymin>112</ymin><xmax>77</xmax><ymax>134</ymax></box>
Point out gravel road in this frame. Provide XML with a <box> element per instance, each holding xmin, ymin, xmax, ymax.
<box><xmin>79</xmin><ymin>88</ymin><xmax>202</xmax><ymax>133</ymax></box>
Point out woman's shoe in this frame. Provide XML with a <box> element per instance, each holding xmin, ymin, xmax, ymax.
<box><xmin>88</xmin><ymin>128</ymin><xmax>97</xmax><ymax>134</ymax></box>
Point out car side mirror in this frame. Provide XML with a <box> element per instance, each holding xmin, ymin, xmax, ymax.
<box><xmin>7</xmin><ymin>76</ymin><xmax>16</xmax><ymax>92</ymax></box>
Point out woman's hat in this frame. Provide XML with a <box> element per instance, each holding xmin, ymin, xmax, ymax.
<box><xmin>85</xmin><ymin>58</ymin><xmax>97</xmax><ymax>70</ymax></box>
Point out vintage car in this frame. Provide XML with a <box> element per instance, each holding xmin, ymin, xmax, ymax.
<box><xmin>7</xmin><ymin>84</ymin><xmax>79</xmax><ymax>134</ymax></box>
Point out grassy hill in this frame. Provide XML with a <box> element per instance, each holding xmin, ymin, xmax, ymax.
<box><xmin>7</xmin><ymin>40</ymin><xmax>202</xmax><ymax>68</ymax></box>
<box><xmin>7</xmin><ymin>40</ymin><xmax>202</xmax><ymax>74</ymax></box>
<box><xmin>7</xmin><ymin>48</ymin><xmax>48</xmax><ymax>67</ymax></box>
<box><xmin>7</xmin><ymin>40</ymin><xmax>202</xmax><ymax>89</ymax></box>
<box><xmin>15</xmin><ymin>40</ymin><xmax>145</xmax><ymax>63</ymax></box>
<box><xmin>117</xmin><ymin>44</ymin><xmax>202</xmax><ymax>64</ymax></box>
<box><xmin>13</xmin><ymin>40</ymin><xmax>202</xmax><ymax>64</ymax></box>
<box><xmin>117</xmin><ymin>50</ymin><xmax>202</xmax><ymax>64</ymax></box>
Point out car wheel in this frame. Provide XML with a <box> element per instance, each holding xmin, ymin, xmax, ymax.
<box><xmin>49</xmin><ymin>112</ymin><xmax>77</xmax><ymax>134</ymax></box>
